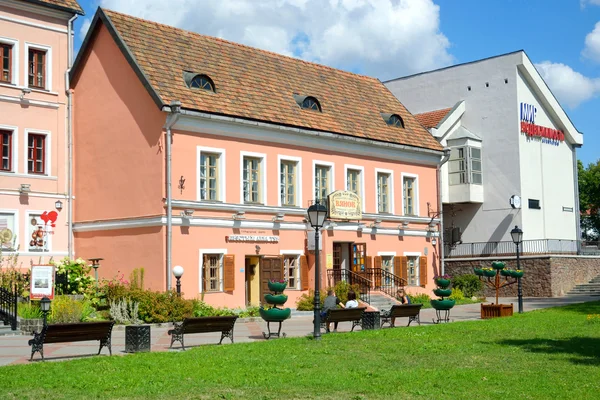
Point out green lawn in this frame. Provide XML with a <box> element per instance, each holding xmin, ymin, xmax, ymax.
<box><xmin>2</xmin><ymin>302</ymin><xmax>600</xmax><ymax>400</ymax></box>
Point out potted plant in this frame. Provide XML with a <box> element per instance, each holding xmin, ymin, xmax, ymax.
<box><xmin>482</xmin><ymin>268</ymin><xmax>497</xmax><ymax>277</ymax></box>
<box><xmin>473</xmin><ymin>268</ymin><xmax>484</xmax><ymax>276</ymax></box>
<box><xmin>500</xmin><ymin>269</ymin><xmax>511</xmax><ymax>277</ymax></box>
<box><xmin>509</xmin><ymin>270</ymin><xmax>524</xmax><ymax>278</ymax></box>
<box><xmin>433</xmin><ymin>274</ymin><xmax>452</xmax><ymax>288</ymax></box>
<box><xmin>267</xmin><ymin>279</ymin><xmax>287</xmax><ymax>293</ymax></box>
<box><xmin>491</xmin><ymin>261</ymin><xmax>506</xmax><ymax>270</ymax></box>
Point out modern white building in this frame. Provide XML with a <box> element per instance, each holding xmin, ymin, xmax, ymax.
<box><xmin>385</xmin><ymin>51</ymin><xmax>584</xmax><ymax>257</ymax></box>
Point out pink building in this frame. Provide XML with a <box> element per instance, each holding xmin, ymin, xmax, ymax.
<box><xmin>0</xmin><ymin>1</ymin><xmax>83</xmax><ymax>266</ymax></box>
<box><xmin>71</xmin><ymin>8</ymin><xmax>445</xmax><ymax>308</ymax></box>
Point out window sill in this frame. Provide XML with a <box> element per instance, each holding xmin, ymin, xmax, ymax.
<box><xmin>0</xmin><ymin>172</ymin><xmax>57</xmax><ymax>180</ymax></box>
<box><xmin>0</xmin><ymin>82</ymin><xmax>58</xmax><ymax>96</ymax></box>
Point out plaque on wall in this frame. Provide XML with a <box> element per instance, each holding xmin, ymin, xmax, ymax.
<box><xmin>327</xmin><ymin>191</ymin><xmax>362</xmax><ymax>220</ymax></box>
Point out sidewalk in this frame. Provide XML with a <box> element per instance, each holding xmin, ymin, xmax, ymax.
<box><xmin>0</xmin><ymin>294</ymin><xmax>596</xmax><ymax>367</ymax></box>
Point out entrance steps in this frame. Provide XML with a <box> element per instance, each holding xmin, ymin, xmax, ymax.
<box><xmin>567</xmin><ymin>275</ymin><xmax>600</xmax><ymax>295</ymax></box>
<box><xmin>0</xmin><ymin>324</ymin><xmax>19</xmax><ymax>336</ymax></box>
<box><xmin>367</xmin><ymin>292</ymin><xmax>400</xmax><ymax>311</ymax></box>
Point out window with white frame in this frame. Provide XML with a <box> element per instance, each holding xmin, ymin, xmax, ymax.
<box><xmin>28</xmin><ymin>213</ymin><xmax>50</xmax><ymax>252</ymax></box>
<box><xmin>199</xmin><ymin>152</ymin><xmax>220</xmax><ymax>201</ymax></box>
<box><xmin>1</xmin><ymin>129</ymin><xmax>13</xmax><ymax>172</ymax></box>
<box><xmin>315</xmin><ymin>164</ymin><xmax>330</xmax><ymax>203</ymax></box>
<box><xmin>1</xmin><ymin>42</ymin><xmax>14</xmax><ymax>84</ymax></box>
<box><xmin>403</xmin><ymin>176</ymin><xmax>416</xmax><ymax>215</ymax></box>
<box><xmin>27</xmin><ymin>132</ymin><xmax>48</xmax><ymax>175</ymax></box>
<box><xmin>347</xmin><ymin>169</ymin><xmax>361</xmax><ymax>197</ymax></box>
<box><xmin>449</xmin><ymin>146</ymin><xmax>482</xmax><ymax>185</ymax></box>
<box><xmin>283</xmin><ymin>255</ymin><xmax>300</xmax><ymax>289</ymax></box>
<box><xmin>202</xmin><ymin>253</ymin><xmax>223</xmax><ymax>292</ymax></box>
<box><xmin>0</xmin><ymin>212</ymin><xmax>17</xmax><ymax>251</ymax></box>
<box><xmin>377</xmin><ymin>172</ymin><xmax>391</xmax><ymax>213</ymax></box>
<box><xmin>243</xmin><ymin>156</ymin><xmax>262</xmax><ymax>203</ymax></box>
<box><xmin>280</xmin><ymin>160</ymin><xmax>297</xmax><ymax>206</ymax></box>
<box><xmin>407</xmin><ymin>256</ymin><xmax>419</xmax><ymax>286</ymax></box>
<box><xmin>382</xmin><ymin>255</ymin><xmax>394</xmax><ymax>285</ymax></box>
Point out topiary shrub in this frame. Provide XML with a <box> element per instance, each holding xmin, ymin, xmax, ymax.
<box><xmin>49</xmin><ymin>296</ymin><xmax>84</xmax><ymax>323</ymax></box>
<box><xmin>408</xmin><ymin>293</ymin><xmax>431</xmax><ymax>305</ymax></box>
<box><xmin>449</xmin><ymin>288</ymin><xmax>464</xmax><ymax>300</ymax></box>
<box><xmin>295</xmin><ymin>290</ymin><xmax>326</xmax><ymax>311</ymax></box>
<box><xmin>452</xmin><ymin>274</ymin><xmax>483</xmax><ymax>298</ymax></box>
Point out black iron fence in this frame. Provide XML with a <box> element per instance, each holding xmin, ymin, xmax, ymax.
<box><xmin>326</xmin><ymin>269</ymin><xmax>371</xmax><ymax>305</ymax></box>
<box><xmin>364</xmin><ymin>268</ymin><xmax>407</xmax><ymax>299</ymax></box>
<box><xmin>445</xmin><ymin>239</ymin><xmax>600</xmax><ymax>258</ymax></box>
<box><xmin>0</xmin><ymin>284</ymin><xmax>18</xmax><ymax>330</ymax></box>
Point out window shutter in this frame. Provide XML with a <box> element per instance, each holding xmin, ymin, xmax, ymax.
<box><xmin>365</xmin><ymin>256</ymin><xmax>372</xmax><ymax>270</ymax></box>
<box><xmin>374</xmin><ymin>256</ymin><xmax>382</xmax><ymax>287</ymax></box>
<box><xmin>419</xmin><ymin>256</ymin><xmax>428</xmax><ymax>287</ymax></box>
<box><xmin>300</xmin><ymin>255</ymin><xmax>309</xmax><ymax>291</ymax></box>
<box><xmin>399</xmin><ymin>256</ymin><xmax>408</xmax><ymax>282</ymax></box>
<box><xmin>223</xmin><ymin>255</ymin><xmax>235</xmax><ymax>292</ymax></box>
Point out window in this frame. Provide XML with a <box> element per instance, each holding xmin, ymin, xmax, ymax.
<box><xmin>301</xmin><ymin>96</ymin><xmax>321</xmax><ymax>111</ymax></box>
<box><xmin>28</xmin><ymin>213</ymin><xmax>50</xmax><ymax>252</ymax></box>
<box><xmin>280</xmin><ymin>160</ymin><xmax>297</xmax><ymax>206</ymax></box>
<box><xmin>27</xmin><ymin>134</ymin><xmax>45</xmax><ymax>174</ymax></box>
<box><xmin>1</xmin><ymin>43</ymin><xmax>12</xmax><ymax>83</ymax></box>
<box><xmin>284</xmin><ymin>255</ymin><xmax>299</xmax><ymax>289</ymax></box>
<box><xmin>243</xmin><ymin>156</ymin><xmax>262</xmax><ymax>203</ymax></box>
<box><xmin>386</xmin><ymin>114</ymin><xmax>404</xmax><ymax>128</ymax></box>
<box><xmin>1</xmin><ymin>130</ymin><xmax>12</xmax><ymax>172</ymax></box>
<box><xmin>407</xmin><ymin>256</ymin><xmax>419</xmax><ymax>286</ymax></box>
<box><xmin>382</xmin><ymin>256</ymin><xmax>394</xmax><ymax>286</ymax></box>
<box><xmin>529</xmin><ymin>199</ymin><xmax>541</xmax><ymax>209</ymax></box>
<box><xmin>347</xmin><ymin>169</ymin><xmax>361</xmax><ymax>197</ymax></box>
<box><xmin>199</xmin><ymin>152</ymin><xmax>220</xmax><ymax>201</ymax></box>
<box><xmin>403</xmin><ymin>176</ymin><xmax>415</xmax><ymax>215</ymax></box>
<box><xmin>315</xmin><ymin>164</ymin><xmax>330</xmax><ymax>203</ymax></box>
<box><xmin>449</xmin><ymin>146</ymin><xmax>482</xmax><ymax>185</ymax></box>
<box><xmin>190</xmin><ymin>74</ymin><xmax>214</xmax><ymax>91</ymax></box>
<box><xmin>28</xmin><ymin>49</ymin><xmax>46</xmax><ymax>89</ymax></box>
<box><xmin>0</xmin><ymin>212</ymin><xmax>16</xmax><ymax>251</ymax></box>
<box><xmin>377</xmin><ymin>172</ymin><xmax>391</xmax><ymax>213</ymax></box>
<box><xmin>202</xmin><ymin>253</ymin><xmax>223</xmax><ymax>292</ymax></box>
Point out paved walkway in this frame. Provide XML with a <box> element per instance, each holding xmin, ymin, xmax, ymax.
<box><xmin>1</xmin><ymin>294</ymin><xmax>597</xmax><ymax>367</ymax></box>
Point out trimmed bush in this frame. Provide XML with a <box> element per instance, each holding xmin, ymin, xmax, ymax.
<box><xmin>452</xmin><ymin>274</ymin><xmax>483</xmax><ymax>298</ymax></box>
<box><xmin>449</xmin><ymin>288</ymin><xmax>465</xmax><ymax>300</ymax></box>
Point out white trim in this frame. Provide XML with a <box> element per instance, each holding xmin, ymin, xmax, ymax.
<box><xmin>23</xmin><ymin>129</ymin><xmax>51</xmax><ymax>176</ymax></box>
<box><xmin>0</xmin><ymin>36</ymin><xmax>19</xmax><ymax>85</ymax></box>
<box><xmin>277</xmin><ymin>154</ymin><xmax>302</xmax><ymax>207</ymax></box>
<box><xmin>280</xmin><ymin>250</ymin><xmax>303</xmax><ymax>290</ymax></box>
<box><xmin>344</xmin><ymin>164</ymin><xmax>366</xmax><ymax>212</ymax></box>
<box><xmin>25</xmin><ymin>209</ymin><xmax>53</xmax><ymax>252</ymax></box>
<box><xmin>196</xmin><ymin>146</ymin><xmax>226</xmax><ymax>202</ymax></box>
<box><xmin>377</xmin><ymin>251</ymin><xmax>397</xmax><ymax>257</ymax></box>
<box><xmin>403</xmin><ymin>251</ymin><xmax>422</xmax><ymax>286</ymax></box>
<box><xmin>312</xmin><ymin>160</ymin><xmax>335</xmax><ymax>202</ymax></box>
<box><xmin>0</xmin><ymin>124</ymin><xmax>18</xmax><ymax>173</ymax></box>
<box><xmin>401</xmin><ymin>173</ymin><xmax>420</xmax><ymax>217</ymax></box>
<box><xmin>199</xmin><ymin>249</ymin><xmax>227</xmax><ymax>294</ymax></box>
<box><xmin>1</xmin><ymin>251</ymin><xmax>68</xmax><ymax>257</ymax></box>
<box><xmin>240</xmin><ymin>151</ymin><xmax>267</xmax><ymax>205</ymax></box>
<box><xmin>375</xmin><ymin>168</ymin><xmax>394</xmax><ymax>215</ymax></box>
<box><xmin>0</xmin><ymin>190</ymin><xmax>65</xmax><ymax>197</ymax></box>
<box><xmin>24</xmin><ymin>42</ymin><xmax>52</xmax><ymax>92</ymax></box>
<box><xmin>0</xmin><ymin>15</ymin><xmax>69</xmax><ymax>34</ymax></box>
<box><xmin>431</xmin><ymin>101</ymin><xmax>465</xmax><ymax>138</ymax></box>
<box><xmin>0</xmin><ymin>93</ymin><xmax>60</xmax><ymax>108</ymax></box>
<box><xmin>0</xmin><ymin>208</ymin><xmax>19</xmax><ymax>251</ymax></box>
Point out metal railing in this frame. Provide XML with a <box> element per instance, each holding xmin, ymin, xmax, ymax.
<box><xmin>364</xmin><ymin>268</ymin><xmax>407</xmax><ymax>299</ymax></box>
<box><xmin>445</xmin><ymin>239</ymin><xmax>600</xmax><ymax>258</ymax></box>
<box><xmin>326</xmin><ymin>269</ymin><xmax>371</xmax><ymax>305</ymax></box>
<box><xmin>0</xmin><ymin>284</ymin><xmax>18</xmax><ymax>330</ymax></box>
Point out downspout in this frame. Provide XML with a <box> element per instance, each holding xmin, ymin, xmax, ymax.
<box><xmin>573</xmin><ymin>143</ymin><xmax>582</xmax><ymax>252</ymax></box>
<box><xmin>66</xmin><ymin>14</ymin><xmax>77</xmax><ymax>259</ymax></box>
<box><xmin>437</xmin><ymin>148</ymin><xmax>451</xmax><ymax>275</ymax></box>
<box><xmin>163</xmin><ymin>101</ymin><xmax>181</xmax><ymax>290</ymax></box>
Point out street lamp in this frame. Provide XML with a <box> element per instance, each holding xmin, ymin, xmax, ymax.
<box><xmin>510</xmin><ymin>225</ymin><xmax>524</xmax><ymax>314</ymax></box>
<box><xmin>89</xmin><ymin>258</ymin><xmax>103</xmax><ymax>285</ymax></box>
<box><xmin>40</xmin><ymin>296</ymin><xmax>51</xmax><ymax>326</ymax></box>
<box><xmin>173</xmin><ymin>265</ymin><xmax>184</xmax><ymax>296</ymax></box>
<box><xmin>307</xmin><ymin>201</ymin><xmax>328</xmax><ymax>340</ymax></box>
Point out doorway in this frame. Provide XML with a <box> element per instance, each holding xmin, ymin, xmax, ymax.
<box><xmin>259</xmin><ymin>256</ymin><xmax>284</xmax><ymax>302</ymax></box>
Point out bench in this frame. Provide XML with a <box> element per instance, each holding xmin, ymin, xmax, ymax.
<box><xmin>320</xmin><ymin>307</ymin><xmax>366</xmax><ymax>332</ymax></box>
<box><xmin>168</xmin><ymin>316</ymin><xmax>238</xmax><ymax>350</ymax></box>
<box><xmin>380</xmin><ymin>304</ymin><xmax>423</xmax><ymax>328</ymax></box>
<box><xmin>28</xmin><ymin>321</ymin><xmax>115</xmax><ymax>361</ymax></box>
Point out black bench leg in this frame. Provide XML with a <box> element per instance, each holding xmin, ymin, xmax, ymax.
<box><xmin>99</xmin><ymin>337</ymin><xmax>112</xmax><ymax>355</ymax></box>
<box><xmin>169</xmin><ymin>331</ymin><xmax>184</xmax><ymax>349</ymax></box>
<box><xmin>29</xmin><ymin>341</ymin><xmax>43</xmax><ymax>361</ymax></box>
<box><xmin>219</xmin><ymin>328</ymin><xmax>234</xmax><ymax>344</ymax></box>
<box><xmin>351</xmin><ymin>320</ymin><xmax>361</xmax><ymax>332</ymax></box>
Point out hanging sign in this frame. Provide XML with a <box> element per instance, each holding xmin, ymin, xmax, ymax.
<box><xmin>30</xmin><ymin>265</ymin><xmax>55</xmax><ymax>300</ymax></box>
<box><xmin>328</xmin><ymin>190</ymin><xmax>362</xmax><ymax>220</ymax></box>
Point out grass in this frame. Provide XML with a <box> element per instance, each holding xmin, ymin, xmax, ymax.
<box><xmin>1</xmin><ymin>302</ymin><xmax>600</xmax><ymax>400</ymax></box>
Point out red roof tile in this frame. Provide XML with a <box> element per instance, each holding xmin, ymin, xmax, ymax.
<box><xmin>23</xmin><ymin>0</ymin><xmax>84</xmax><ymax>15</ymax></box>
<box><xmin>415</xmin><ymin>108</ymin><xmax>452</xmax><ymax>129</ymax></box>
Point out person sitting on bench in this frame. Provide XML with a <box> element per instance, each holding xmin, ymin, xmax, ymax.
<box><xmin>381</xmin><ymin>288</ymin><xmax>411</xmax><ymax>325</ymax></box>
<box><xmin>321</xmin><ymin>289</ymin><xmax>345</xmax><ymax>332</ymax></box>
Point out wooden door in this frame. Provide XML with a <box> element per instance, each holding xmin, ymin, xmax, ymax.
<box><xmin>260</xmin><ymin>256</ymin><xmax>284</xmax><ymax>302</ymax></box>
<box><xmin>352</xmin><ymin>243</ymin><xmax>366</xmax><ymax>272</ymax></box>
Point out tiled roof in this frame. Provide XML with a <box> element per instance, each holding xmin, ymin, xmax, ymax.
<box><xmin>86</xmin><ymin>9</ymin><xmax>442</xmax><ymax>152</ymax></box>
<box><xmin>23</xmin><ymin>0</ymin><xmax>84</xmax><ymax>15</ymax></box>
<box><xmin>415</xmin><ymin>108</ymin><xmax>452</xmax><ymax>129</ymax></box>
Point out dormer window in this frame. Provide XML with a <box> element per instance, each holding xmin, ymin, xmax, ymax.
<box><xmin>183</xmin><ymin>72</ymin><xmax>215</xmax><ymax>92</ymax></box>
<box><xmin>293</xmin><ymin>94</ymin><xmax>321</xmax><ymax>112</ymax></box>
<box><xmin>381</xmin><ymin>113</ymin><xmax>404</xmax><ymax>128</ymax></box>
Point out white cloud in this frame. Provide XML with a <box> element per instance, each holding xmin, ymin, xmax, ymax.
<box><xmin>581</xmin><ymin>0</ymin><xmax>600</xmax><ymax>8</ymax></box>
<box><xmin>535</xmin><ymin>61</ymin><xmax>600</xmax><ymax>108</ymax></box>
<box><xmin>98</xmin><ymin>0</ymin><xmax>453</xmax><ymax>79</ymax></box>
<box><xmin>79</xmin><ymin>18</ymin><xmax>91</xmax><ymax>38</ymax></box>
<box><xmin>583</xmin><ymin>22</ymin><xmax>600</xmax><ymax>63</ymax></box>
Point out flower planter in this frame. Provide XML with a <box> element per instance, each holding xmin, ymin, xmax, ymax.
<box><xmin>509</xmin><ymin>270</ymin><xmax>524</xmax><ymax>278</ymax></box>
<box><xmin>481</xmin><ymin>303</ymin><xmax>513</xmax><ymax>319</ymax></box>
<box><xmin>491</xmin><ymin>261</ymin><xmax>506</xmax><ymax>270</ymax></box>
<box><xmin>473</xmin><ymin>268</ymin><xmax>483</xmax><ymax>276</ymax></box>
<box><xmin>500</xmin><ymin>269</ymin><xmax>511</xmax><ymax>277</ymax></box>
<box><xmin>264</xmin><ymin>294</ymin><xmax>288</xmax><ymax>305</ymax></box>
<box><xmin>482</xmin><ymin>269</ymin><xmax>497</xmax><ymax>277</ymax></box>
<box><xmin>433</xmin><ymin>288</ymin><xmax>452</xmax><ymax>297</ymax></box>
<box><xmin>430</xmin><ymin>299</ymin><xmax>455</xmax><ymax>310</ymax></box>
<box><xmin>259</xmin><ymin>307</ymin><xmax>291</xmax><ymax>322</ymax></box>
<box><xmin>267</xmin><ymin>281</ymin><xmax>287</xmax><ymax>293</ymax></box>
<box><xmin>125</xmin><ymin>325</ymin><xmax>151</xmax><ymax>353</ymax></box>
<box><xmin>434</xmin><ymin>278</ymin><xmax>451</xmax><ymax>288</ymax></box>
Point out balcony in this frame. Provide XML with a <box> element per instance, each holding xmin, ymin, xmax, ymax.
<box><xmin>444</xmin><ymin>240</ymin><xmax>600</xmax><ymax>258</ymax></box>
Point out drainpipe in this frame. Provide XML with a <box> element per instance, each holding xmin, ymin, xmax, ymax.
<box><xmin>66</xmin><ymin>14</ymin><xmax>77</xmax><ymax>258</ymax></box>
<box><xmin>573</xmin><ymin>143</ymin><xmax>582</xmax><ymax>252</ymax></box>
<box><xmin>164</xmin><ymin>101</ymin><xmax>181</xmax><ymax>290</ymax></box>
<box><xmin>437</xmin><ymin>148</ymin><xmax>451</xmax><ymax>275</ymax></box>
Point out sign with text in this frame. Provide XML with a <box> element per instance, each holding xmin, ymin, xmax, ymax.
<box><xmin>328</xmin><ymin>190</ymin><xmax>362</xmax><ymax>220</ymax></box>
<box><xmin>30</xmin><ymin>265</ymin><xmax>55</xmax><ymax>300</ymax></box>
<box><xmin>520</xmin><ymin>102</ymin><xmax>565</xmax><ymax>146</ymax></box>
<box><xmin>226</xmin><ymin>235</ymin><xmax>279</xmax><ymax>243</ymax></box>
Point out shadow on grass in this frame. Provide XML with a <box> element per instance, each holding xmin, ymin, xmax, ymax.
<box><xmin>498</xmin><ymin>337</ymin><xmax>600</xmax><ymax>365</ymax></box>
<box><xmin>549</xmin><ymin>301</ymin><xmax>600</xmax><ymax>315</ymax></box>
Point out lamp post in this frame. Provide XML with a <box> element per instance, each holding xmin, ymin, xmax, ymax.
<box><xmin>40</xmin><ymin>296</ymin><xmax>51</xmax><ymax>326</ymax></box>
<box><xmin>173</xmin><ymin>265</ymin><xmax>184</xmax><ymax>296</ymax></box>
<box><xmin>510</xmin><ymin>225</ymin><xmax>524</xmax><ymax>314</ymax></box>
<box><xmin>89</xmin><ymin>258</ymin><xmax>103</xmax><ymax>285</ymax></box>
<box><xmin>307</xmin><ymin>201</ymin><xmax>328</xmax><ymax>340</ymax></box>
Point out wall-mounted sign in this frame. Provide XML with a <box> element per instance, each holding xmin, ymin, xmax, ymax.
<box><xmin>562</xmin><ymin>206</ymin><xmax>574</xmax><ymax>212</ymax></box>
<box><xmin>226</xmin><ymin>235</ymin><xmax>279</xmax><ymax>243</ymax></box>
<box><xmin>328</xmin><ymin>190</ymin><xmax>362</xmax><ymax>220</ymax></box>
<box><xmin>30</xmin><ymin>265</ymin><xmax>55</xmax><ymax>300</ymax></box>
<box><xmin>509</xmin><ymin>195</ymin><xmax>522</xmax><ymax>209</ymax></box>
<box><xmin>520</xmin><ymin>102</ymin><xmax>565</xmax><ymax>146</ymax></box>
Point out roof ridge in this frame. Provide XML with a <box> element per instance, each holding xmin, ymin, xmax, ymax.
<box><xmin>101</xmin><ymin>8</ymin><xmax>378</xmax><ymax>82</ymax></box>
<box><xmin>415</xmin><ymin>107</ymin><xmax>452</xmax><ymax>116</ymax></box>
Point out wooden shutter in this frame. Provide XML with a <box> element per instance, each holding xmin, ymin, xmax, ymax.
<box><xmin>398</xmin><ymin>256</ymin><xmax>408</xmax><ymax>282</ymax></box>
<box><xmin>374</xmin><ymin>256</ymin><xmax>382</xmax><ymax>287</ymax></box>
<box><xmin>300</xmin><ymin>255</ymin><xmax>309</xmax><ymax>291</ymax></box>
<box><xmin>365</xmin><ymin>256</ymin><xmax>372</xmax><ymax>270</ymax></box>
<box><xmin>223</xmin><ymin>255</ymin><xmax>235</xmax><ymax>292</ymax></box>
<box><xmin>419</xmin><ymin>256</ymin><xmax>428</xmax><ymax>287</ymax></box>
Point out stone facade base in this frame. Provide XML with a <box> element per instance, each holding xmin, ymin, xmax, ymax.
<box><xmin>445</xmin><ymin>256</ymin><xmax>600</xmax><ymax>297</ymax></box>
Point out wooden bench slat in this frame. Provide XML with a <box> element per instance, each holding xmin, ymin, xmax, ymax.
<box><xmin>380</xmin><ymin>304</ymin><xmax>422</xmax><ymax>328</ymax></box>
<box><xmin>168</xmin><ymin>316</ymin><xmax>238</xmax><ymax>349</ymax></box>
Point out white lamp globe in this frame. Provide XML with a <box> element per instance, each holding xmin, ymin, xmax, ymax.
<box><xmin>173</xmin><ymin>265</ymin><xmax>184</xmax><ymax>278</ymax></box>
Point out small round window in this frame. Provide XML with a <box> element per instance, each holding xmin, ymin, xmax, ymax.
<box><xmin>387</xmin><ymin>114</ymin><xmax>404</xmax><ymax>128</ymax></box>
<box><xmin>190</xmin><ymin>75</ymin><xmax>215</xmax><ymax>92</ymax></box>
<box><xmin>301</xmin><ymin>96</ymin><xmax>321</xmax><ymax>111</ymax></box>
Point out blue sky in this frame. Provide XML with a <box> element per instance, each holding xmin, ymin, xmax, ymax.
<box><xmin>73</xmin><ymin>0</ymin><xmax>600</xmax><ymax>166</ymax></box>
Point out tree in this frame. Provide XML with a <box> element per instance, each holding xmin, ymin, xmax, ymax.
<box><xmin>578</xmin><ymin>159</ymin><xmax>600</xmax><ymax>241</ymax></box>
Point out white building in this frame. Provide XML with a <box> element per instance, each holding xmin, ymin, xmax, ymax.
<box><xmin>385</xmin><ymin>51</ymin><xmax>584</xmax><ymax>257</ymax></box>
